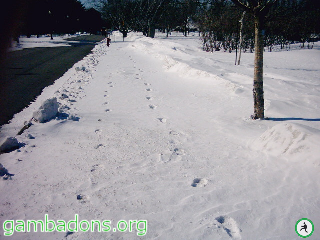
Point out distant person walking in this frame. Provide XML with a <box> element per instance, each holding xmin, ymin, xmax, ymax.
<box><xmin>107</xmin><ymin>37</ymin><xmax>111</xmax><ymax>47</ymax></box>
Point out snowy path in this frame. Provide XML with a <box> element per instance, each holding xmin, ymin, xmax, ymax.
<box><xmin>0</xmin><ymin>33</ymin><xmax>320</xmax><ymax>239</ymax></box>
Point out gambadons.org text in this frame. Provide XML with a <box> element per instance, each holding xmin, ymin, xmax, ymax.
<box><xmin>2</xmin><ymin>214</ymin><xmax>147</xmax><ymax>236</ymax></box>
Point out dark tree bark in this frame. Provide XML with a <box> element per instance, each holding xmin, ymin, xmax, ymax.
<box><xmin>253</xmin><ymin>14</ymin><xmax>264</xmax><ymax>119</ymax></box>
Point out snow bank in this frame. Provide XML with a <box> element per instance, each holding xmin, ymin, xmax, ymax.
<box><xmin>9</xmin><ymin>35</ymin><xmax>72</xmax><ymax>51</ymax></box>
<box><xmin>128</xmin><ymin>33</ymin><xmax>242</xmax><ymax>94</ymax></box>
<box><xmin>0</xmin><ymin>137</ymin><xmax>22</xmax><ymax>153</ymax></box>
<box><xmin>0</xmin><ymin>37</ymin><xmax>107</xmax><ymax>142</ymax></box>
<box><xmin>252</xmin><ymin>122</ymin><xmax>320</xmax><ymax>164</ymax></box>
<box><xmin>32</xmin><ymin>97</ymin><xmax>59</xmax><ymax>123</ymax></box>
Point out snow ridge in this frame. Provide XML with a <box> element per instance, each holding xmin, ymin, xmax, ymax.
<box><xmin>128</xmin><ymin>34</ymin><xmax>243</xmax><ymax>93</ymax></box>
<box><xmin>253</xmin><ymin>122</ymin><xmax>320</xmax><ymax>164</ymax></box>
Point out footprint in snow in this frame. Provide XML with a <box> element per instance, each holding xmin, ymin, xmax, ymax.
<box><xmin>146</xmin><ymin>97</ymin><xmax>153</xmax><ymax>100</ymax></box>
<box><xmin>159</xmin><ymin>151</ymin><xmax>172</xmax><ymax>163</ymax></box>
<box><xmin>90</xmin><ymin>164</ymin><xmax>106</xmax><ymax>185</ymax></box>
<box><xmin>160</xmin><ymin>148</ymin><xmax>184</xmax><ymax>163</ymax></box>
<box><xmin>105</xmin><ymin>109</ymin><xmax>111</xmax><ymax>112</ymax></box>
<box><xmin>149</xmin><ymin>104</ymin><xmax>157</xmax><ymax>109</ymax></box>
<box><xmin>169</xmin><ymin>130</ymin><xmax>180</xmax><ymax>136</ymax></box>
<box><xmin>191</xmin><ymin>178</ymin><xmax>208</xmax><ymax>187</ymax></box>
<box><xmin>215</xmin><ymin>216</ymin><xmax>242</xmax><ymax>239</ymax></box>
<box><xmin>60</xmin><ymin>93</ymin><xmax>69</xmax><ymax>100</ymax></box>
<box><xmin>146</xmin><ymin>88</ymin><xmax>152</xmax><ymax>92</ymax></box>
<box><xmin>94</xmin><ymin>144</ymin><xmax>103</xmax><ymax>149</ymax></box>
<box><xmin>157</xmin><ymin>118</ymin><xmax>167</xmax><ymax>123</ymax></box>
<box><xmin>173</xmin><ymin>148</ymin><xmax>185</xmax><ymax>155</ymax></box>
<box><xmin>75</xmin><ymin>193</ymin><xmax>90</xmax><ymax>204</ymax></box>
<box><xmin>90</xmin><ymin>164</ymin><xmax>105</xmax><ymax>172</ymax></box>
<box><xmin>169</xmin><ymin>130</ymin><xmax>189</xmax><ymax>143</ymax></box>
<box><xmin>95</xmin><ymin>129</ymin><xmax>101</xmax><ymax>134</ymax></box>
<box><xmin>65</xmin><ymin>231</ymin><xmax>74</xmax><ymax>237</ymax></box>
<box><xmin>144</xmin><ymin>83</ymin><xmax>150</xmax><ymax>86</ymax></box>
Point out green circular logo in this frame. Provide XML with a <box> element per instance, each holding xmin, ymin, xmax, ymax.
<box><xmin>295</xmin><ymin>218</ymin><xmax>314</xmax><ymax>238</ymax></box>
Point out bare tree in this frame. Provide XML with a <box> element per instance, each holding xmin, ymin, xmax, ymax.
<box><xmin>237</xmin><ymin>11</ymin><xmax>246</xmax><ymax>65</ymax></box>
<box><xmin>198</xmin><ymin>0</ymin><xmax>243</xmax><ymax>53</ymax></box>
<box><xmin>230</xmin><ymin>0</ymin><xmax>278</xmax><ymax>119</ymax></box>
<box><xmin>141</xmin><ymin>0</ymin><xmax>165</xmax><ymax>38</ymax></box>
<box><xmin>100</xmin><ymin>0</ymin><xmax>135</xmax><ymax>40</ymax></box>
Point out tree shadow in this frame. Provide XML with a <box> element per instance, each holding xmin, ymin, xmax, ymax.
<box><xmin>265</xmin><ymin>117</ymin><xmax>320</xmax><ymax>122</ymax></box>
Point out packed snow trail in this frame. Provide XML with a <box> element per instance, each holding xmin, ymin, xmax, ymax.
<box><xmin>0</xmin><ymin>32</ymin><xmax>319</xmax><ymax>239</ymax></box>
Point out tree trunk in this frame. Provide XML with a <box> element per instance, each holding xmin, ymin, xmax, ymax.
<box><xmin>252</xmin><ymin>15</ymin><xmax>264</xmax><ymax>119</ymax></box>
<box><xmin>237</xmin><ymin>11</ymin><xmax>245</xmax><ymax>65</ymax></box>
<box><xmin>149</xmin><ymin>25</ymin><xmax>155</xmax><ymax>38</ymax></box>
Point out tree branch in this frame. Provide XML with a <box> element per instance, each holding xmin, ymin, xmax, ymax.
<box><xmin>231</xmin><ymin>0</ymin><xmax>279</xmax><ymax>16</ymax></box>
<box><xmin>247</xmin><ymin>0</ymin><xmax>257</xmax><ymax>7</ymax></box>
<box><xmin>230</xmin><ymin>0</ymin><xmax>251</xmax><ymax>12</ymax></box>
<box><xmin>260</xmin><ymin>0</ymin><xmax>278</xmax><ymax>15</ymax></box>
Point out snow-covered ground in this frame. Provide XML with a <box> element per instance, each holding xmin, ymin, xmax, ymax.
<box><xmin>1</xmin><ymin>31</ymin><xmax>319</xmax><ymax>239</ymax></box>
<box><xmin>9</xmin><ymin>34</ymin><xmax>87</xmax><ymax>51</ymax></box>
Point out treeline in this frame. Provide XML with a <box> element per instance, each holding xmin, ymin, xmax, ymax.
<box><xmin>199</xmin><ymin>0</ymin><xmax>320</xmax><ymax>52</ymax></box>
<box><xmin>15</xmin><ymin>0</ymin><xmax>104</xmax><ymax>38</ymax></box>
<box><xmin>100</xmin><ymin>0</ymin><xmax>200</xmax><ymax>38</ymax></box>
<box><xmin>99</xmin><ymin>0</ymin><xmax>320</xmax><ymax>49</ymax></box>
<box><xmin>267</xmin><ymin>0</ymin><xmax>320</xmax><ymax>48</ymax></box>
